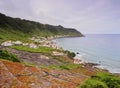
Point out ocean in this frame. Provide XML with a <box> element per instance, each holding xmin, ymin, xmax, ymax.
<box><xmin>55</xmin><ymin>34</ymin><xmax>120</xmax><ymax>73</ymax></box>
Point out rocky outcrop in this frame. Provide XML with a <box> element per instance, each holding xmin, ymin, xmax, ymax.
<box><xmin>6</xmin><ymin>48</ymin><xmax>63</xmax><ymax>66</ymax></box>
<box><xmin>0</xmin><ymin>47</ymin><xmax>102</xmax><ymax>88</ymax></box>
<box><xmin>0</xmin><ymin>60</ymin><xmax>89</xmax><ymax>88</ymax></box>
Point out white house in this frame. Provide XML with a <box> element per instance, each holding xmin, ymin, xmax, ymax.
<box><xmin>29</xmin><ymin>43</ymin><xmax>38</xmax><ymax>49</ymax></box>
<box><xmin>73</xmin><ymin>58</ymin><xmax>84</xmax><ymax>64</ymax></box>
<box><xmin>13</xmin><ymin>41</ymin><xmax>22</xmax><ymax>45</ymax></box>
<box><xmin>1</xmin><ymin>40</ymin><xmax>13</xmax><ymax>46</ymax></box>
<box><xmin>53</xmin><ymin>51</ymin><xmax>64</xmax><ymax>56</ymax></box>
<box><xmin>22</xmin><ymin>43</ymin><xmax>29</xmax><ymax>46</ymax></box>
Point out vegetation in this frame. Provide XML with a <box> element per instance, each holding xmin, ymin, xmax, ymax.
<box><xmin>0</xmin><ymin>28</ymin><xmax>32</xmax><ymax>43</ymax></box>
<box><xmin>64</xmin><ymin>50</ymin><xmax>76</xmax><ymax>59</ymax></box>
<box><xmin>41</xmin><ymin>63</ymin><xmax>82</xmax><ymax>70</ymax></box>
<box><xmin>80</xmin><ymin>79</ymin><xmax>108</xmax><ymax>88</ymax></box>
<box><xmin>0</xmin><ymin>13</ymin><xmax>83</xmax><ymax>43</ymax></box>
<box><xmin>59</xmin><ymin>63</ymin><xmax>82</xmax><ymax>70</ymax></box>
<box><xmin>0</xmin><ymin>13</ymin><xmax>119</xmax><ymax>88</ymax></box>
<box><xmin>10</xmin><ymin>45</ymin><xmax>55</xmax><ymax>55</ymax></box>
<box><xmin>23</xmin><ymin>61</ymin><xmax>37</xmax><ymax>67</ymax></box>
<box><xmin>0</xmin><ymin>49</ymin><xmax>21</xmax><ymax>62</ymax></box>
<box><xmin>79</xmin><ymin>72</ymin><xmax>120</xmax><ymax>88</ymax></box>
<box><xmin>10</xmin><ymin>45</ymin><xmax>77</xmax><ymax>64</ymax></box>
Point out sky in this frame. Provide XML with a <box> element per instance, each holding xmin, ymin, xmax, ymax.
<box><xmin>0</xmin><ymin>0</ymin><xmax>120</xmax><ymax>34</ymax></box>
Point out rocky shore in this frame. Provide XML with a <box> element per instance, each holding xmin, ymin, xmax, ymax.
<box><xmin>0</xmin><ymin>36</ymin><xmax>119</xmax><ymax>88</ymax></box>
<box><xmin>0</xmin><ymin>36</ymin><xmax>113</xmax><ymax>74</ymax></box>
<box><xmin>0</xmin><ymin>47</ymin><xmax>101</xmax><ymax>88</ymax></box>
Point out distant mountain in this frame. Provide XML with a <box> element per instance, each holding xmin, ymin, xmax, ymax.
<box><xmin>0</xmin><ymin>13</ymin><xmax>84</xmax><ymax>42</ymax></box>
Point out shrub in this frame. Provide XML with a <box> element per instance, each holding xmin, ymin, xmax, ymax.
<box><xmin>81</xmin><ymin>79</ymin><xmax>108</xmax><ymax>88</ymax></box>
<box><xmin>65</xmin><ymin>50</ymin><xmax>76</xmax><ymax>59</ymax></box>
<box><xmin>97</xmin><ymin>72</ymin><xmax>120</xmax><ymax>88</ymax></box>
<box><xmin>0</xmin><ymin>49</ymin><xmax>21</xmax><ymax>62</ymax></box>
<box><xmin>79</xmin><ymin>72</ymin><xmax>120</xmax><ymax>88</ymax></box>
<box><xmin>59</xmin><ymin>65</ymin><xmax>70</xmax><ymax>70</ymax></box>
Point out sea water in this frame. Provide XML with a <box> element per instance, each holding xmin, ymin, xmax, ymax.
<box><xmin>55</xmin><ymin>34</ymin><xmax>120</xmax><ymax>73</ymax></box>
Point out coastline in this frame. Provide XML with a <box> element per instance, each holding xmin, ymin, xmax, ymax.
<box><xmin>1</xmin><ymin>36</ymin><xmax>120</xmax><ymax>87</ymax></box>
<box><xmin>51</xmin><ymin>36</ymin><xmax>111</xmax><ymax>75</ymax></box>
<box><xmin>53</xmin><ymin>37</ymin><xmax>120</xmax><ymax>74</ymax></box>
<box><xmin>1</xmin><ymin>35</ymin><xmax>119</xmax><ymax>74</ymax></box>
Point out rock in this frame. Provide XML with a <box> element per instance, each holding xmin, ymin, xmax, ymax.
<box><xmin>6</xmin><ymin>48</ymin><xmax>61</xmax><ymax>66</ymax></box>
<box><xmin>0</xmin><ymin>59</ymin><xmax>89</xmax><ymax>88</ymax></box>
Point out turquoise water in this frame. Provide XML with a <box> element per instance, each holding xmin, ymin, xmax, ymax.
<box><xmin>55</xmin><ymin>34</ymin><xmax>120</xmax><ymax>73</ymax></box>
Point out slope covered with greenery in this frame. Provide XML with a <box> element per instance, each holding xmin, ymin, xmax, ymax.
<box><xmin>0</xmin><ymin>13</ymin><xmax>83</xmax><ymax>42</ymax></box>
<box><xmin>0</xmin><ymin>49</ymin><xmax>21</xmax><ymax>62</ymax></box>
<box><xmin>80</xmin><ymin>72</ymin><xmax>120</xmax><ymax>88</ymax></box>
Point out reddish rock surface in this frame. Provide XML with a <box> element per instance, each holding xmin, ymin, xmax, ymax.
<box><xmin>0</xmin><ymin>60</ymin><xmax>92</xmax><ymax>88</ymax></box>
<box><xmin>0</xmin><ymin>48</ymin><xmax>100</xmax><ymax>88</ymax></box>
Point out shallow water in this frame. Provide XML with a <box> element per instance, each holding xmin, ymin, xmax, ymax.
<box><xmin>55</xmin><ymin>34</ymin><xmax>120</xmax><ymax>73</ymax></box>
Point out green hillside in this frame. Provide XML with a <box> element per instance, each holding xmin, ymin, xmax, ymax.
<box><xmin>0</xmin><ymin>13</ymin><xmax>83</xmax><ymax>42</ymax></box>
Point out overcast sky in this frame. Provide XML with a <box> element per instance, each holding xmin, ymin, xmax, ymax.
<box><xmin>0</xmin><ymin>0</ymin><xmax>120</xmax><ymax>34</ymax></box>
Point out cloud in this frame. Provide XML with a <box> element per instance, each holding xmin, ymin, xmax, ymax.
<box><xmin>0</xmin><ymin>0</ymin><xmax>120</xmax><ymax>34</ymax></box>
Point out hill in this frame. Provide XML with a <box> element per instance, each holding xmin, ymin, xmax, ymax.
<box><xmin>0</xmin><ymin>13</ymin><xmax>83</xmax><ymax>42</ymax></box>
<box><xmin>1</xmin><ymin>13</ymin><xmax>119</xmax><ymax>88</ymax></box>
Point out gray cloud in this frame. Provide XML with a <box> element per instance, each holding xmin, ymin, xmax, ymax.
<box><xmin>0</xmin><ymin>0</ymin><xmax>120</xmax><ymax>34</ymax></box>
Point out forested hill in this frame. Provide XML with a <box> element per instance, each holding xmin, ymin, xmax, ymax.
<box><xmin>0</xmin><ymin>13</ymin><xmax>83</xmax><ymax>38</ymax></box>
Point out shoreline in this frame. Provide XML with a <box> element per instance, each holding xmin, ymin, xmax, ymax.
<box><xmin>75</xmin><ymin>53</ymin><xmax>120</xmax><ymax>74</ymax></box>
<box><xmin>1</xmin><ymin>35</ymin><xmax>119</xmax><ymax>74</ymax></box>
<box><xmin>52</xmin><ymin>37</ymin><xmax>120</xmax><ymax>74</ymax></box>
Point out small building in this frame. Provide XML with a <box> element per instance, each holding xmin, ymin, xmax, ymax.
<box><xmin>29</xmin><ymin>43</ymin><xmax>38</xmax><ymax>49</ymax></box>
<box><xmin>74</xmin><ymin>58</ymin><xmax>84</xmax><ymax>64</ymax></box>
<box><xmin>13</xmin><ymin>41</ymin><xmax>22</xmax><ymax>45</ymax></box>
<box><xmin>1</xmin><ymin>40</ymin><xmax>13</xmax><ymax>46</ymax></box>
<box><xmin>53</xmin><ymin>51</ymin><xmax>64</xmax><ymax>56</ymax></box>
<box><xmin>42</xmin><ymin>44</ymin><xmax>50</xmax><ymax>47</ymax></box>
<box><xmin>22</xmin><ymin>43</ymin><xmax>29</xmax><ymax>46</ymax></box>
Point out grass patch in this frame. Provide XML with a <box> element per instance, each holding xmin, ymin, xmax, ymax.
<box><xmin>23</xmin><ymin>61</ymin><xmax>37</xmax><ymax>67</ymax></box>
<box><xmin>80</xmin><ymin>79</ymin><xmax>108</xmax><ymax>88</ymax></box>
<box><xmin>59</xmin><ymin>63</ymin><xmax>82</xmax><ymax>70</ymax></box>
<box><xmin>51</xmin><ymin>56</ymin><xmax>68</xmax><ymax>63</ymax></box>
<box><xmin>41</xmin><ymin>63</ymin><xmax>82</xmax><ymax>70</ymax></box>
<box><xmin>79</xmin><ymin>72</ymin><xmax>120</xmax><ymax>88</ymax></box>
<box><xmin>10</xmin><ymin>45</ymin><xmax>55</xmax><ymax>54</ymax></box>
<box><xmin>0</xmin><ymin>28</ymin><xmax>32</xmax><ymax>43</ymax></box>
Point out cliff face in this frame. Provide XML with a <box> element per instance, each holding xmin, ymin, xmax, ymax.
<box><xmin>0</xmin><ymin>13</ymin><xmax>84</xmax><ymax>37</ymax></box>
